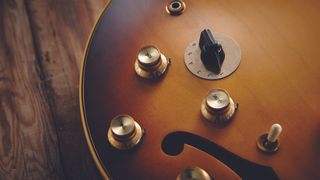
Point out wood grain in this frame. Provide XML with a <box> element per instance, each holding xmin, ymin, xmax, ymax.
<box><xmin>24</xmin><ymin>0</ymin><xmax>107</xmax><ymax>179</ymax></box>
<box><xmin>0</xmin><ymin>0</ymin><xmax>63</xmax><ymax>179</ymax></box>
<box><xmin>0</xmin><ymin>0</ymin><xmax>107</xmax><ymax>179</ymax></box>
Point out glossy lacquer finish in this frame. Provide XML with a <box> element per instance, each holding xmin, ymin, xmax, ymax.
<box><xmin>81</xmin><ymin>0</ymin><xmax>320</xmax><ymax>179</ymax></box>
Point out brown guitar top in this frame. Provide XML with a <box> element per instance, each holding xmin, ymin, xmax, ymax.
<box><xmin>80</xmin><ymin>0</ymin><xmax>320</xmax><ymax>179</ymax></box>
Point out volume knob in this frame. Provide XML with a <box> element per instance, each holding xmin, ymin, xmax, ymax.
<box><xmin>135</xmin><ymin>45</ymin><xmax>170</xmax><ymax>79</ymax></box>
<box><xmin>177</xmin><ymin>166</ymin><xmax>212</xmax><ymax>180</ymax></box>
<box><xmin>201</xmin><ymin>89</ymin><xmax>238</xmax><ymax>124</ymax></box>
<box><xmin>107</xmin><ymin>115</ymin><xmax>144</xmax><ymax>150</ymax></box>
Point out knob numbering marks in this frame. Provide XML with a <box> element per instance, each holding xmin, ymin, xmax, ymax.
<box><xmin>184</xmin><ymin>33</ymin><xmax>241</xmax><ymax>80</ymax></box>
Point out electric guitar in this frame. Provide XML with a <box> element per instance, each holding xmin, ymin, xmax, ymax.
<box><xmin>80</xmin><ymin>0</ymin><xmax>320</xmax><ymax>179</ymax></box>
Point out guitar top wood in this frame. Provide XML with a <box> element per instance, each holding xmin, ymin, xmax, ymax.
<box><xmin>80</xmin><ymin>0</ymin><xmax>320</xmax><ymax>179</ymax></box>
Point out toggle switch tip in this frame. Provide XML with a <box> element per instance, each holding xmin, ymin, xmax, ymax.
<box><xmin>257</xmin><ymin>123</ymin><xmax>282</xmax><ymax>153</ymax></box>
<box><xmin>267</xmin><ymin>124</ymin><xmax>282</xmax><ymax>143</ymax></box>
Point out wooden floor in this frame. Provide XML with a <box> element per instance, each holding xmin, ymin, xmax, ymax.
<box><xmin>0</xmin><ymin>0</ymin><xmax>108</xmax><ymax>179</ymax></box>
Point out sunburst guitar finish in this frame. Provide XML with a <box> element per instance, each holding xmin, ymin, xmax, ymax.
<box><xmin>80</xmin><ymin>0</ymin><xmax>320</xmax><ymax>179</ymax></box>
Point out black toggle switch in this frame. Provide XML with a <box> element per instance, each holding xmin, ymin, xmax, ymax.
<box><xmin>199</xmin><ymin>29</ymin><xmax>225</xmax><ymax>73</ymax></box>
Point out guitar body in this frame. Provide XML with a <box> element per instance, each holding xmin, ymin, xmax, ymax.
<box><xmin>80</xmin><ymin>0</ymin><xmax>320</xmax><ymax>179</ymax></box>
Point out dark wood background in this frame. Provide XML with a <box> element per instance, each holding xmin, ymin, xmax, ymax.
<box><xmin>0</xmin><ymin>0</ymin><xmax>108</xmax><ymax>179</ymax></box>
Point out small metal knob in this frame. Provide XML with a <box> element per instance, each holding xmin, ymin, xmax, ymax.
<box><xmin>107</xmin><ymin>115</ymin><xmax>144</xmax><ymax>150</ymax></box>
<box><xmin>177</xmin><ymin>166</ymin><xmax>212</xmax><ymax>180</ymax></box>
<box><xmin>135</xmin><ymin>45</ymin><xmax>170</xmax><ymax>79</ymax></box>
<box><xmin>201</xmin><ymin>89</ymin><xmax>238</xmax><ymax>123</ymax></box>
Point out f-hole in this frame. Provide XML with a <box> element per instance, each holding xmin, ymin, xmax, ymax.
<box><xmin>161</xmin><ymin>132</ymin><xmax>279</xmax><ymax>180</ymax></box>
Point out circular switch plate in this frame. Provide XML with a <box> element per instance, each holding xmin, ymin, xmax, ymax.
<box><xmin>184</xmin><ymin>33</ymin><xmax>241</xmax><ymax>80</ymax></box>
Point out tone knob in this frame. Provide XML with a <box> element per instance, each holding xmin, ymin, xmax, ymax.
<box><xmin>135</xmin><ymin>45</ymin><xmax>170</xmax><ymax>79</ymax></box>
<box><xmin>177</xmin><ymin>166</ymin><xmax>212</xmax><ymax>180</ymax></box>
<box><xmin>201</xmin><ymin>89</ymin><xmax>238</xmax><ymax>123</ymax></box>
<box><xmin>107</xmin><ymin>115</ymin><xmax>144</xmax><ymax>150</ymax></box>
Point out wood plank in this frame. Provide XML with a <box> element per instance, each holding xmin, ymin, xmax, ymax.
<box><xmin>24</xmin><ymin>0</ymin><xmax>108</xmax><ymax>179</ymax></box>
<box><xmin>0</xmin><ymin>0</ymin><xmax>63</xmax><ymax>179</ymax></box>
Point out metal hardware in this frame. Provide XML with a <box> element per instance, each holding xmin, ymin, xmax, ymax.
<box><xmin>177</xmin><ymin>166</ymin><xmax>212</xmax><ymax>180</ymax></box>
<box><xmin>166</xmin><ymin>0</ymin><xmax>186</xmax><ymax>16</ymax></box>
<box><xmin>135</xmin><ymin>45</ymin><xmax>170</xmax><ymax>79</ymax></box>
<box><xmin>201</xmin><ymin>89</ymin><xmax>238</xmax><ymax>123</ymax></box>
<box><xmin>107</xmin><ymin>115</ymin><xmax>144</xmax><ymax>150</ymax></box>
<box><xmin>257</xmin><ymin>124</ymin><xmax>282</xmax><ymax>153</ymax></box>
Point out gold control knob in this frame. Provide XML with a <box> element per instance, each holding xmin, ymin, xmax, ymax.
<box><xmin>135</xmin><ymin>45</ymin><xmax>170</xmax><ymax>79</ymax></box>
<box><xmin>201</xmin><ymin>89</ymin><xmax>238</xmax><ymax>124</ymax></box>
<box><xmin>177</xmin><ymin>166</ymin><xmax>212</xmax><ymax>180</ymax></box>
<box><xmin>107</xmin><ymin>115</ymin><xmax>144</xmax><ymax>150</ymax></box>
